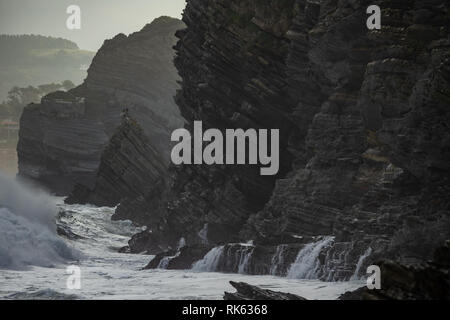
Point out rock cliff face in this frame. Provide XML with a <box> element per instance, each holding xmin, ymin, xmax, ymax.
<box><xmin>17</xmin><ymin>17</ymin><xmax>185</xmax><ymax>195</ymax></box>
<box><xmin>241</xmin><ymin>0</ymin><xmax>450</xmax><ymax>278</ymax></box>
<box><xmin>65</xmin><ymin>117</ymin><xmax>167</xmax><ymax>222</ymax></box>
<box><xmin>124</xmin><ymin>0</ymin><xmax>450</xmax><ymax>282</ymax></box>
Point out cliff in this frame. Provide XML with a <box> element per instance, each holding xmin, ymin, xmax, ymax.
<box><xmin>126</xmin><ymin>0</ymin><xmax>300</xmax><ymax>254</ymax></box>
<box><xmin>17</xmin><ymin>17</ymin><xmax>185</xmax><ymax>194</ymax></box>
<box><xmin>122</xmin><ymin>0</ymin><xmax>450</xmax><ymax>281</ymax></box>
<box><xmin>65</xmin><ymin>117</ymin><xmax>167</xmax><ymax>221</ymax></box>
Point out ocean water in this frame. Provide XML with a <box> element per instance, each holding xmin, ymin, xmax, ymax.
<box><xmin>0</xmin><ymin>187</ymin><xmax>364</xmax><ymax>300</ymax></box>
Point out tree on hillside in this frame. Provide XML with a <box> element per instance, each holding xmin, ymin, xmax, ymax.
<box><xmin>62</xmin><ymin>80</ymin><xmax>76</xmax><ymax>91</ymax></box>
<box><xmin>0</xmin><ymin>81</ymin><xmax>76</xmax><ymax>120</ymax></box>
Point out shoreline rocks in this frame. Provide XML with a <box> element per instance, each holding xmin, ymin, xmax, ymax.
<box><xmin>339</xmin><ymin>242</ymin><xmax>450</xmax><ymax>300</ymax></box>
<box><xmin>224</xmin><ymin>281</ymin><xmax>306</xmax><ymax>300</ymax></box>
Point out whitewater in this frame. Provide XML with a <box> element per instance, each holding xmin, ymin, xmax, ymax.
<box><xmin>0</xmin><ymin>174</ymin><xmax>363</xmax><ymax>300</ymax></box>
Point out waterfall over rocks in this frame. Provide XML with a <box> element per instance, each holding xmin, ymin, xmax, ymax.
<box><xmin>287</xmin><ymin>237</ymin><xmax>335</xmax><ymax>279</ymax></box>
<box><xmin>269</xmin><ymin>245</ymin><xmax>288</xmax><ymax>276</ymax></box>
<box><xmin>150</xmin><ymin>236</ymin><xmax>377</xmax><ymax>282</ymax></box>
<box><xmin>192</xmin><ymin>246</ymin><xmax>225</xmax><ymax>272</ymax></box>
<box><xmin>157</xmin><ymin>251</ymin><xmax>181</xmax><ymax>269</ymax></box>
<box><xmin>236</xmin><ymin>245</ymin><xmax>254</xmax><ymax>274</ymax></box>
<box><xmin>191</xmin><ymin>244</ymin><xmax>256</xmax><ymax>274</ymax></box>
<box><xmin>350</xmin><ymin>247</ymin><xmax>372</xmax><ymax>281</ymax></box>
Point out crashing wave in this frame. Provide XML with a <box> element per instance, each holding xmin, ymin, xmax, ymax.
<box><xmin>0</xmin><ymin>173</ymin><xmax>80</xmax><ymax>269</ymax></box>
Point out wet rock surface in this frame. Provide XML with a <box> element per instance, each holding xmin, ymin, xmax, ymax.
<box><xmin>145</xmin><ymin>242</ymin><xmax>304</xmax><ymax>275</ymax></box>
<box><xmin>224</xmin><ymin>281</ymin><xmax>306</xmax><ymax>300</ymax></box>
<box><xmin>144</xmin><ymin>244</ymin><xmax>213</xmax><ymax>270</ymax></box>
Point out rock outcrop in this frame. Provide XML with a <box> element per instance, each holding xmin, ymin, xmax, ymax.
<box><xmin>65</xmin><ymin>117</ymin><xmax>167</xmax><ymax>223</ymax></box>
<box><xmin>339</xmin><ymin>242</ymin><xmax>450</xmax><ymax>300</ymax></box>
<box><xmin>123</xmin><ymin>0</ymin><xmax>450</xmax><ymax>282</ymax></box>
<box><xmin>126</xmin><ymin>0</ymin><xmax>300</xmax><ymax>254</ymax></box>
<box><xmin>224</xmin><ymin>281</ymin><xmax>306</xmax><ymax>300</ymax></box>
<box><xmin>241</xmin><ymin>0</ymin><xmax>450</xmax><ymax>278</ymax></box>
<box><xmin>18</xmin><ymin>17</ymin><xmax>185</xmax><ymax>195</ymax></box>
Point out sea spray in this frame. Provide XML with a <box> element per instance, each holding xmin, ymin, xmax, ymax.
<box><xmin>0</xmin><ymin>173</ymin><xmax>56</xmax><ymax>230</ymax></box>
<box><xmin>0</xmin><ymin>173</ymin><xmax>80</xmax><ymax>269</ymax></box>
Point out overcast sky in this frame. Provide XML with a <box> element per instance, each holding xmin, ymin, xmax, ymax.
<box><xmin>0</xmin><ymin>0</ymin><xmax>186</xmax><ymax>51</ymax></box>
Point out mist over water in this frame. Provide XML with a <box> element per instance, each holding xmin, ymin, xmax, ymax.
<box><xmin>0</xmin><ymin>173</ymin><xmax>79</xmax><ymax>269</ymax></box>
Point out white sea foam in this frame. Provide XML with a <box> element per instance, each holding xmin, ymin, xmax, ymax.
<box><xmin>0</xmin><ymin>195</ymin><xmax>363</xmax><ymax>299</ymax></box>
<box><xmin>0</xmin><ymin>174</ymin><xmax>79</xmax><ymax>269</ymax></box>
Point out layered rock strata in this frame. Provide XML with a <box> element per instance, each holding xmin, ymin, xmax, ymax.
<box><xmin>126</xmin><ymin>0</ymin><xmax>450</xmax><ymax>281</ymax></box>
<box><xmin>17</xmin><ymin>17</ymin><xmax>185</xmax><ymax>195</ymax></box>
<box><xmin>65</xmin><ymin>118</ymin><xmax>167</xmax><ymax>223</ymax></box>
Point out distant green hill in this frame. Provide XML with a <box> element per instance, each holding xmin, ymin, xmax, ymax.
<box><xmin>0</xmin><ymin>35</ymin><xmax>95</xmax><ymax>101</ymax></box>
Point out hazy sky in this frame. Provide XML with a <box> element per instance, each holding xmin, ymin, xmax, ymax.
<box><xmin>0</xmin><ymin>0</ymin><xmax>186</xmax><ymax>51</ymax></box>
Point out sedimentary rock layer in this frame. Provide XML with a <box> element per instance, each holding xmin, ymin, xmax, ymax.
<box><xmin>339</xmin><ymin>242</ymin><xmax>450</xmax><ymax>300</ymax></box>
<box><xmin>125</xmin><ymin>0</ymin><xmax>449</xmax><ymax>280</ymax></box>
<box><xmin>65</xmin><ymin>118</ymin><xmax>167</xmax><ymax>219</ymax></box>
<box><xmin>17</xmin><ymin>17</ymin><xmax>185</xmax><ymax>195</ymax></box>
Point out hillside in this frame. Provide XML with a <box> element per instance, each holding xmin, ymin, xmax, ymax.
<box><xmin>0</xmin><ymin>35</ymin><xmax>94</xmax><ymax>101</ymax></box>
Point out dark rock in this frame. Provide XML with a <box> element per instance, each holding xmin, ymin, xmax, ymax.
<box><xmin>338</xmin><ymin>287</ymin><xmax>366</xmax><ymax>300</ymax></box>
<box><xmin>65</xmin><ymin>117</ymin><xmax>167</xmax><ymax>215</ymax></box>
<box><xmin>122</xmin><ymin>1</ymin><xmax>450</xmax><ymax>277</ymax></box>
<box><xmin>224</xmin><ymin>281</ymin><xmax>306</xmax><ymax>300</ymax></box>
<box><xmin>118</xmin><ymin>246</ymin><xmax>131</xmax><ymax>254</ymax></box>
<box><xmin>240</xmin><ymin>0</ymin><xmax>450</xmax><ymax>277</ymax></box>
<box><xmin>128</xmin><ymin>0</ymin><xmax>300</xmax><ymax>254</ymax></box>
<box><xmin>144</xmin><ymin>244</ymin><xmax>214</xmax><ymax>270</ymax></box>
<box><xmin>146</xmin><ymin>242</ymin><xmax>305</xmax><ymax>277</ymax></box>
<box><xmin>56</xmin><ymin>223</ymin><xmax>83</xmax><ymax>240</ymax></box>
<box><xmin>339</xmin><ymin>243</ymin><xmax>450</xmax><ymax>300</ymax></box>
<box><xmin>145</xmin><ymin>249</ymin><xmax>178</xmax><ymax>269</ymax></box>
<box><xmin>17</xmin><ymin>17</ymin><xmax>185</xmax><ymax>195</ymax></box>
